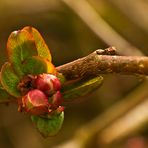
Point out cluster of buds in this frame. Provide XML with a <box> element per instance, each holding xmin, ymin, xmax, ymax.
<box><xmin>19</xmin><ymin>74</ymin><xmax>64</xmax><ymax>116</ymax></box>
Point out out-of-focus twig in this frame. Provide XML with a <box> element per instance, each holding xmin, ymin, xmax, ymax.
<box><xmin>61</xmin><ymin>0</ymin><xmax>143</xmax><ymax>56</ymax></box>
<box><xmin>99</xmin><ymin>98</ymin><xmax>148</xmax><ymax>145</ymax></box>
<box><xmin>56</xmin><ymin>81</ymin><xmax>148</xmax><ymax>148</ymax></box>
<box><xmin>108</xmin><ymin>0</ymin><xmax>148</xmax><ymax>33</ymax></box>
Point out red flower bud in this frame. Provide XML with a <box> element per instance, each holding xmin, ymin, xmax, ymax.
<box><xmin>51</xmin><ymin>91</ymin><xmax>63</xmax><ymax>108</ymax></box>
<box><xmin>22</xmin><ymin>89</ymin><xmax>50</xmax><ymax>115</ymax></box>
<box><xmin>34</xmin><ymin>74</ymin><xmax>61</xmax><ymax>95</ymax></box>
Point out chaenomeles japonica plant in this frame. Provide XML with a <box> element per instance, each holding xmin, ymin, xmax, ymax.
<box><xmin>0</xmin><ymin>26</ymin><xmax>103</xmax><ymax>137</ymax></box>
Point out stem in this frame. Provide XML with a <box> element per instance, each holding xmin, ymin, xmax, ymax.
<box><xmin>56</xmin><ymin>47</ymin><xmax>148</xmax><ymax>80</ymax></box>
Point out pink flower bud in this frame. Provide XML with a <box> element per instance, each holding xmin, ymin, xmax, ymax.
<box><xmin>51</xmin><ymin>91</ymin><xmax>63</xmax><ymax>108</ymax></box>
<box><xmin>22</xmin><ymin>89</ymin><xmax>50</xmax><ymax>115</ymax></box>
<box><xmin>34</xmin><ymin>74</ymin><xmax>61</xmax><ymax>95</ymax></box>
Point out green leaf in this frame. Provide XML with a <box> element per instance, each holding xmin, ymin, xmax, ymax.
<box><xmin>31</xmin><ymin>112</ymin><xmax>64</xmax><ymax>137</ymax></box>
<box><xmin>22</xmin><ymin>26</ymin><xmax>52</xmax><ymax>62</ymax></box>
<box><xmin>62</xmin><ymin>76</ymin><xmax>103</xmax><ymax>102</ymax></box>
<box><xmin>22</xmin><ymin>56</ymin><xmax>56</xmax><ymax>75</ymax></box>
<box><xmin>0</xmin><ymin>81</ymin><xmax>14</xmax><ymax>102</ymax></box>
<box><xmin>57</xmin><ymin>73</ymin><xmax>66</xmax><ymax>85</ymax></box>
<box><xmin>7</xmin><ymin>29</ymin><xmax>38</xmax><ymax>77</ymax></box>
<box><xmin>0</xmin><ymin>62</ymin><xmax>21</xmax><ymax>98</ymax></box>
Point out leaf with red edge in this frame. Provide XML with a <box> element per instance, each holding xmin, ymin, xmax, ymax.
<box><xmin>0</xmin><ymin>62</ymin><xmax>21</xmax><ymax>98</ymax></box>
<box><xmin>22</xmin><ymin>56</ymin><xmax>57</xmax><ymax>75</ymax></box>
<box><xmin>0</xmin><ymin>80</ymin><xmax>15</xmax><ymax>102</ymax></box>
<box><xmin>7</xmin><ymin>30</ymin><xmax>38</xmax><ymax>77</ymax></box>
<box><xmin>22</xmin><ymin>26</ymin><xmax>52</xmax><ymax>62</ymax></box>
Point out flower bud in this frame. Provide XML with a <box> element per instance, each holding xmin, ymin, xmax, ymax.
<box><xmin>34</xmin><ymin>74</ymin><xmax>61</xmax><ymax>95</ymax></box>
<box><xmin>50</xmin><ymin>91</ymin><xmax>63</xmax><ymax>108</ymax></box>
<box><xmin>22</xmin><ymin>89</ymin><xmax>50</xmax><ymax>115</ymax></box>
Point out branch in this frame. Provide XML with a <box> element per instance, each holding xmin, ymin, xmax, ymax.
<box><xmin>56</xmin><ymin>47</ymin><xmax>148</xmax><ymax>80</ymax></box>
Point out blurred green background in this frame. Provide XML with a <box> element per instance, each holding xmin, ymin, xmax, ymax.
<box><xmin>1</xmin><ymin>0</ymin><xmax>148</xmax><ymax>148</ymax></box>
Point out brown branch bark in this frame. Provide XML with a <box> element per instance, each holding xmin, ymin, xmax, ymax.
<box><xmin>56</xmin><ymin>47</ymin><xmax>148</xmax><ymax>80</ymax></box>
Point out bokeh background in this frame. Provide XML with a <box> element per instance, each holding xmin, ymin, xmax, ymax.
<box><xmin>1</xmin><ymin>0</ymin><xmax>148</xmax><ymax>148</ymax></box>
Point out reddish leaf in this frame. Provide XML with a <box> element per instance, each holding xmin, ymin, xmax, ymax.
<box><xmin>0</xmin><ymin>80</ymin><xmax>15</xmax><ymax>102</ymax></box>
<box><xmin>0</xmin><ymin>62</ymin><xmax>21</xmax><ymax>97</ymax></box>
<box><xmin>22</xmin><ymin>26</ymin><xmax>52</xmax><ymax>62</ymax></box>
<box><xmin>7</xmin><ymin>29</ymin><xmax>38</xmax><ymax>77</ymax></box>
